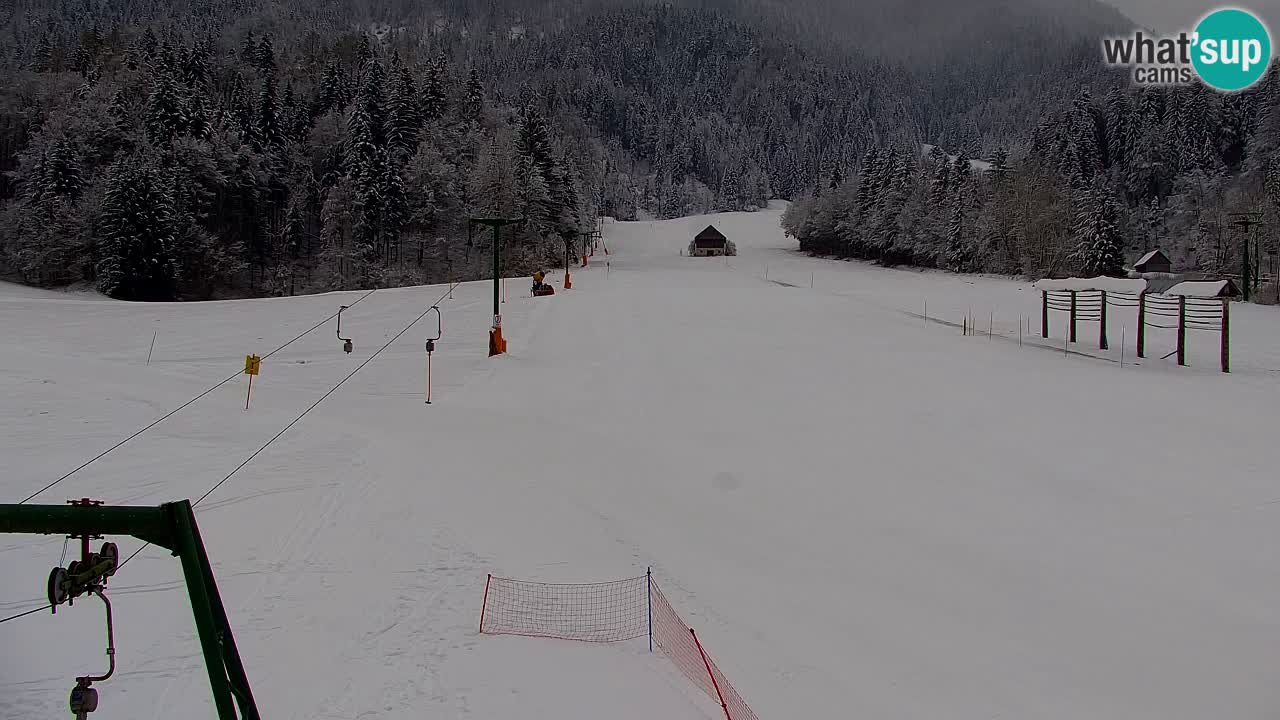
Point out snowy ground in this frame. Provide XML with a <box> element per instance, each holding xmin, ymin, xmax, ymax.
<box><xmin>3</xmin><ymin>202</ymin><xmax>1280</xmax><ymax>720</ymax></box>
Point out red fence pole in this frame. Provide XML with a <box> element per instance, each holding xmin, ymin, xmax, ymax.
<box><xmin>479</xmin><ymin>574</ymin><xmax>492</xmax><ymax>633</ymax></box>
<box><xmin>691</xmin><ymin>628</ymin><xmax>732</xmax><ymax>720</ymax></box>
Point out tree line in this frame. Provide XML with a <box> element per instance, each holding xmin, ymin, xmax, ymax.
<box><xmin>783</xmin><ymin>77</ymin><xmax>1280</xmax><ymax>288</ymax></box>
<box><xmin>0</xmin><ymin>1</ymin><xmax>1163</xmax><ymax>299</ymax></box>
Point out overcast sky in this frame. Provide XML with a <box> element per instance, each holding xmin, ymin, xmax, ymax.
<box><xmin>1108</xmin><ymin>0</ymin><xmax>1280</xmax><ymax>33</ymax></box>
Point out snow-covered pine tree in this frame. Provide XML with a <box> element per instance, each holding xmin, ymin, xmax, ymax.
<box><xmin>1105</xmin><ymin>88</ymin><xmax>1131</xmax><ymax>172</ymax></box>
<box><xmin>319</xmin><ymin>177</ymin><xmax>355</xmax><ymax>289</ymax></box>
<box><xmin>255</xmin><ymin>34</ymin><xmax>276</xmax><ymax>74</ymax></box>
<box><xmin>183</xmin><ymin>41</ymin><xmax>210</xmax><ymax>87</ymax></box>
<box><xmin>318</xmin><ymin>62</ymin><xmax>345</xmax><ymax>114</ymax></box>
<box><xmin>944</xmin><ymin>188</ymin><xmax>973</xmax><ymax>271</ymax></box>
<box><xmin>33</xmin><ymin>34</ymin><xmax>52</xmax><ymax>72</ymax></box>
<box><xmin>381</xmin><ymin>157</ymin><xmax>409</xmax><ymax>265</ymax></box>
<box><xmin>70</xmin><ymin>45</ymin><xmax>92</xmax><ymax>76</ymax></box>
<box><xmin>228</xmin><ymin>74</ymin><xmax>254</xmax><ymax>143</ymax></box>
<box><xmin>256</xmin><ymin>72</ymin><xmax>284</xmax><ymax>150</ymax></box>
<box><xmin>145</xmin><ymin>70</ymin><xmax>188</xmax><ymax>145</ymax></box>
<box><xmin>1070</xmin><ymin>186</ymin><xmax>1125</xmax><ymax>277</ymax></box>
<box><xmin>952</xmin><ymin>152</ymin><xmax>972</xmax><ymax>189</ymax></box>
<box><xmin>39</xmin><ymin>139</ymin><xmax>85</xmax><ymax>204</ymax></box>
<box><xmin>421</xmin><ymin>55</ymin><xmax>447</xmax><ymax>122</ymax></box>
<box><xmin>386</xmin><ymin>64</ymin><xmax>422</xmax><ymax>159</ymax></box>
<box><xmin>465</xmin><ymin>70</ymin><xmax>485</xmax><ymax>119</ymax></box>
<box><xmin>357</xmin><ymin>58</ymin><xmax>387</xmax><ymax>147</ymax></box>
<box><xmin>96</xmin><ymin>156</ymin><xmax>179</xmax><ymax>300</ymax></box>
<box><xmin>240</xmin><ymin>33</ymin><xmax>258</xmax><ymax>65</ymax></box>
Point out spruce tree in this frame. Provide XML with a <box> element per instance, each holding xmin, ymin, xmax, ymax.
<box><xmin>145</xmin><ymin>71</ymin><xmax>187</xmax><ymax>144</ymax></box>
<box><xmin>71</xmin><ymin>45</ymin><xmax>92</xmax><ymax>75</ymax></box>
<box><xmin>40</xmin><ymin>139</ymin><xmax>85</xmax><ymax>203</ymax></box>
<box><xmin>386</xmin><ymin>65</ymin><xmax>422</xmax><ymax>159</ymax></box>
<box><xmin>944</xmin><ymin>188</ymin><xmax>973</xmax><ymax>271</ymax></box>
<box><xmin>1071</xmin><ymin>187</ymin><xmax>1125</xmax><ymax>277</ymax></box>
<box><xmin>33</xmin><ymin>34</ymin><xmax>53</xmax><ymax>72</ymax></box>
<box><xmin>96</xmin><ymin>157</ymin><xmax>179</xmax><ymax>300</ymax></box>
<box><xmin>422</xmin><ymin>56</ymin><xmax>447</xmax><ymax>121</ymax></box>
<box><xmin>465</xmin><ymin>70</ymin><xmax>485</xmax><ymax>118</ymax></box>
<box><xmin>254</xmin><ymin>35</ymin><xmax>276</xmax><ymax>74</ymax></box>
<box><xmin>240</xmin><ymin>33</ymin><xmax>258</xmax><ymax>65</ymax></box>
<box><xmin>357</xmin><ymin>59</ymin><xmax>387</xmax><ymax>147</ymax></box>
<box><xmin>141</xmin><ymin>27</ymin><xmax>159</xmax><ymax>62</ymax></box>
<box><xmin>256</xmin><ymin>72</ymin><xmax>284</xmax><ymax>150</ymax></box>
<box><xmin>382</xmin><ymin>158</ymin><xmax>409</xmax><ymax>262</ymax></box>
<box><xmin>929</xmin><ymin>161</ymin><xmax>951</xmax><ymax>207</ymax></box>
<box><xmin>318</xmin><ymin>62</ymin><xmax>345</xmax><ymax>113</ymax></box>
<box><xmin>228</xmin><ymin>74</ymin><xmax>254</xmax><ymax>141</ymax></box>
<box><xmin>183</xmin><ymin>40</ymin><xmax>210</xmax><ymax>86</ymax></box>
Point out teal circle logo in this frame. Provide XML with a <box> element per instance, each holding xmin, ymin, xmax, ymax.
<box><xmin>1192</xmin><ymin>8</ymin><xmax>1272</xmax><ymax>91</ymax></box>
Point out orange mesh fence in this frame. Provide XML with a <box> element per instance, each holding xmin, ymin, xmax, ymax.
<box><xmin>651</xmin><ymin>582</ymin><xmax>760</xmax><ymax>720</ymax></box>
<box><xmin>478</xmin><ymin>575</ymin><xmax>648</xmax><ymax>642</ymax></box>
<box><xmin>479</xmin><ymin>570</ymin><xmax>760</xmax><ymax>720</ymax></box>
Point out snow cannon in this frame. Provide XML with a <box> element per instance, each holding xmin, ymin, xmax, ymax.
<box><xmin>531</xmin><ymin>271</ymin><xmax>556</xmax><ymax>297</ymax></box>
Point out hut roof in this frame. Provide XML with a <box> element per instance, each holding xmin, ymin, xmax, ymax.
<box><xmin>694</xmin><ymin>225</ymin><xmax>727</xmax><ymax>243</ymax></box>
<box><xmin>1133</xmin><ymin>249</ymin><xmax>1171</xmax><ymax>270</ymax></box>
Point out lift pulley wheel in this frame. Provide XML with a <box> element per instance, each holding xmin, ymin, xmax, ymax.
<box><xmin>48</xmin><ymin>566</ymin><xmax>69</xmax><ymax>606</ymax></box>
<box><xmin>99</xmin><ymin>542</ymin><xmax>118</xmax><ymax>578</ymax></box>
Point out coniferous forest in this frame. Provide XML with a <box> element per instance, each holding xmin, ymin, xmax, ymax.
<box><xmin>2</xmin><ymin>0</ymin><xmax>1278</xmax><ymax>300</ymax></box>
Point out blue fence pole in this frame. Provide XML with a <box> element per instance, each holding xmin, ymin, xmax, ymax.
<box><xmin>647</xmin><ymin>567</ymin><xmax>653</xmax><ymax>652</ymax></box>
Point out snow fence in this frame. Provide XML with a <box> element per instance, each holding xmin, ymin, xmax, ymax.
<box><xmin>479</xmin><ymin>571</ymin><xmax>759</xmax><ymax>720</ymax></box>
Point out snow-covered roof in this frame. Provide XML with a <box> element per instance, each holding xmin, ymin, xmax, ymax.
<box><xmin>1033</xmin><ymin>277</ymin><xmax>1149</xmax><ymax>294</ymax></box>
<box><xmin>920</xmin><ymin>144</ymin><xmax>992</xmax><ymax>172</ymax></box>
<box><xmin>1165</xmin><ymin>280</ymin><xmax>1236</xmax><ymax>298</ymax></box>
<box><xmin>1133</xmin><ymin>250</ymin><xmax>1168</xmax><ymax>268</ymax></box>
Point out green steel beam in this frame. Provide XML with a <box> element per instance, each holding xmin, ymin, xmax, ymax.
<box><xmin>0</xmin><ymin>500</ymin><xmax>259</xmax><ymax>720</ymax></box>
<box><xmin>0</xmin><ymin>504</ymin><xmax>175</xmax><ymax>551</ymax></box>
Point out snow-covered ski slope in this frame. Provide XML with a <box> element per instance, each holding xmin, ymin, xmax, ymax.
<box><xmin>3</xmin><ymin>201</ymin><xmax>1280</xmax><ymax>720</ymax></box>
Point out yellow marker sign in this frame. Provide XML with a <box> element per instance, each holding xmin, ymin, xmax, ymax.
<box><xmin>244</xmin><ymin>354</ymin><xmax>261</xmax><ymax>376</ymax></box>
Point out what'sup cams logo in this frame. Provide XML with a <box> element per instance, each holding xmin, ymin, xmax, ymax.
<box><xmin>1103</xmin><ymin>7</ymin><xmax>1273</xmax><ymax>91</ymax></box>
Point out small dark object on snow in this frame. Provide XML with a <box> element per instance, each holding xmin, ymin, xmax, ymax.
<box><xmin>531</xmin><ymin>270</ymin><xmax>556</xmax><ymax>296</ymax></box>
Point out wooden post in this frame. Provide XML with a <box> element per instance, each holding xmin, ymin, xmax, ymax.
<box><xmin>1137</xmin><ymin>293</ymin><xmax>1146</xmax><ymax>358</ymax></box>
<box><xmin>1069</xmin><ymin>290</ymin><xmax>1078</xmax><ymax>343</ymax></box>
<box><xmin>1177</xmin><ymin>295</ymin><xmax>1187</xmax><ymax>367</ymax></box>
<box><xmin>1098</xmin><ymin>290</ymin><xmax>1108</xmax><ymax>350</ymax></box>
<box><xmin>1041</xmin><ymin>290</ymin><xmax>1049</xmax><ymax>338</ymax></box>
<box><xmin>1221</xmin><ymin>298</ymin><xmax>1230</xmax><ymax>373</ymax></box>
